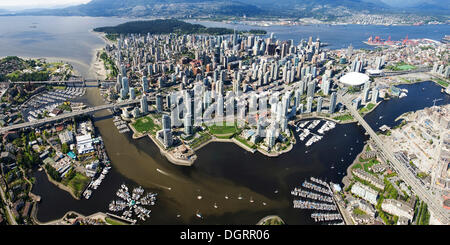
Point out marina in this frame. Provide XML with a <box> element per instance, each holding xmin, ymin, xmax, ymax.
<box><xmin>113</xmin><ymin>116</ymin><xmax>130</xmax><ymax>133</ymax></box>
<box><xmin>296</xmin><ymin>120</ymin><xmax>336</xmax><ymax>147</ymax></box>
<box><xmin>108</xmin><ymin>184</ymin><xmax>157</xmax><ymax>222</ymax></box>
<box><xmin>291</xmin><ymin>177</ymin><xmax>344</xmax><ymax>224</ymax></box>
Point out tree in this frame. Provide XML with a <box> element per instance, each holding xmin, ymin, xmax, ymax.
<box><xmin>61</xmin><ymin>143</ymin><xmax>69</xmax><ymax>154</ymax></box>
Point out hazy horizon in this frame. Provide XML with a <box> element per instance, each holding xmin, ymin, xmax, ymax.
<box><xmin>0</xmin><ymin>0</ymin><xmax>91</xmax><ymax>10</ymax></box>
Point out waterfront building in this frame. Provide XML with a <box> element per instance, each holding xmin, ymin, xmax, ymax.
<box><xmin>350</xmin><ymin>182</ymin><xmax>378</xmax><ymax>205</ymax></box>
<box><xmin>353</xmin><ymin>98</ymin><xmax>361</xmax><ymax>110</ymax></box>
<box><xmin>371</xmin><ymin>88</ymin><xmax>379</xmax><ymax>104</ymax></box>
<box><xmin>329</xmin><ymin>92</ymin><xmax>337</xmax><ymax>114</ymax></box>
<box><xmin>140</xmin><ymin>96</ymin><xmax>148</xmax><ymax>115</ymax></box>
<box><xmin>162</xmin><ymin>114</ymin><xmax>171</xmax><ymax>130</ymax></box>
<box><xmin>163</xmin><ymin>129</ymin><xmax>173</xmax><ymax>148</ymax></box>
<box><xmin>184</xmin><ymin>113</ymin><xmax>192</xmax><ymax>135</ymax></box>
<box><xmin>363</xmin><ymin>88</ymin><xmax>370</xmax><ymax>104</ymax></box>
<box><xmin>306</xmin><ymin>96</ymin><xmax>313</xmax><ymax>113</ymax></box>
<box><xmin>317</xmin><ymin>97</ymin><xmax>323</xmax><ymax>113</ymax></box>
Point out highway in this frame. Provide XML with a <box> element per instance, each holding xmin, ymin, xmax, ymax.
<box><xmin>338</xmin><ymin>91</ymin><xmax>450</xmax><ymax>224</ymax></box>
<box><xmin>0</xmin><ymin>96</ymin><xmax>155</xmax><ymax>135</ymax></box>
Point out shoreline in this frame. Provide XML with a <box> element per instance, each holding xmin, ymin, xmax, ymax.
<box><xmin>41</xmin><ymin>168</ymin><xmax>81</xmax><ymax>201</ymax></box>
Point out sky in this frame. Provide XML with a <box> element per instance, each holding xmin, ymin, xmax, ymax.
<box><xmin>0</xmin><ymin>0</ymin><xmax>91</xmax><ymax>10</ymax></box>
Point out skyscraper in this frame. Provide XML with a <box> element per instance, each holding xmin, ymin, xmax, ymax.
<box><xmin>329</xmin><ymin>92</ymin><xmax>337</xmax><ymax>114</ymax></box>
<box><xmin>142</xmin><ymin>76</ymin><xmax>149</xmax><ymax>93</ymax></box>
<box><xmin>184</xmin><ymin>113</ymin><xmax>192</xmax><ymax>135</ymax></box>
<box><xmin>317</xmin><ymin>97</ymin><xmax>323</xmax><ymax>113</ymax></box>
<box><xmin>371</xmin><ymin>88</ymin><xmax>379</xmax><ymax>104</ymax></box>
<box><xmin>162</xmin><ymin>114</ymin><xmax>171</xmax><ymax>130</ymax></box>
<box><xmin>122</xmin><ymin>77</ymin><xmax>129</xmax><ymax>95</ymax></box>
<box><xmin>140</xmin><ymin>96</ymin><xmax>148</xmax><ymax>115</ymax></box>
<box><xmin>306</xmin><ymin>96</ymin><xmax>313</xmax><ymax>113</ymax></box>
<box><xmin>156</xmin><ymin>94</ymin><xmax>163</xmax><ymax>113</ymax></box>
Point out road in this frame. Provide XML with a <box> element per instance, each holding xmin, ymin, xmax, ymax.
<box><xmin>338</xmin><ymin>91</ymin><xmax>450</xmax><ymax>224</ymax></box>
<box><xmin>0</xmin><ymin>96</ymin><xmax>156</xmax><ymax>135</ymax></box>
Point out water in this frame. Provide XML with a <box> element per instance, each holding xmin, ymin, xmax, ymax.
<box><xmin>2</xmin><ymin>16</ymin><xmax>445</xmax><ymax>224</ymax></box>
<box><xmin>0</xmin><ymin>16</ymin><xmax>129</xmax><ymax>77</ymax></box>
<box><xmin>31</xmin><ymin>80</ymin><xmax>449</xmax><ymax>224</ymax></box>
<box><xmin>188</xmin><ymin>20</ymin><xmax>450</xmax><ymax>50</ymax></box>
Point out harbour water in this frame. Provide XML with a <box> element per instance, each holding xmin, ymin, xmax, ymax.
<box><xmin>1</xmin><ymin>16</ymin><xmax>447</xmax><ymax>224</ymax></box>
<box><xmin>31</xmin><ymin>80</ymin><xmax>450</xmax><ymax>224</ymax></box>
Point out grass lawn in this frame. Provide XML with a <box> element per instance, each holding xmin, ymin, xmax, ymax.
<box><xmin>333</xmin><ymin>114</ymin><xmax>354</xmax><ymax>121</ymax></box>
<box><xmin>234</xmin><ymin>135</ymin><xmax>257</xmax><ymax>149</ymax></box>
<box><xmin>189</xmin><ymin>132</ymin><xmax>212</xmax><ymax>149</ymax></box>
<box><xmin>105</xmin><ymin>217</ymin><xmax>127</xmax><ymax>225</ymax></box>
<box><xmin>208</xmin><ymin>123</ymin><xmax>238</xmax><ymax>136</ymax></box>
<box><xmin>366</xmin><ymin>103</ymin><xmax>375</xmax><ymax>111</ymax></box>
<box><xmin>132</xmin><ymin>116</ymin><xmax>160</xmax><ymax>134</ymax></box>
<box><xmin>64</xmin><ymin>172</ymin><xmax>90</xmax><ymax>198</ymax></box>
<box><xmin>396</xmin><ymin>64</ymin><xmax>416</xmax><ymax>71</ymax></box>
<box><xmin>353</xmin><ymin>208</ymin><xmax>367</xmax><ymax>216</ymax></box>
<box><xmin>435</xmin><ymin>79</ymin><xmax>449</xmax><ymax>87</ymax></box>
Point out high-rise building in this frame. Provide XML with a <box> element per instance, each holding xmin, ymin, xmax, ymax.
<box><xmin>162</xmin><ymin>114</ymin><xmax>171</xmax><ymax>130</ymax></box>
<box><xmin>140</xmin><ymin>96</ymin><xmax>148</xmax><ymax>114</ymax></box>
<box><xmin>122</xmin><ymin>77</ymin><xmax>129</xmax><ymax>94</ymax></box>
<box><xmin>371</xmin><ymin>88</ymin><xmax>379</xmax><ymax>104</ymax></box>
<box><xmin>307</xmin><ymin>81</ymin><xmax>316</xmax><ymax>98</ymax></box>
<box><xmin>317</xmin><ymin>97</ymin><xmax>323</xmax><ymax>113</ymax></box>
<box><xmin>362</xmin><ymin>88</ymin><xmax>370</xmax><ymax>104</ymax></box>
<box><xmin>130</xmin><ymin>87</ymin><xmax>136</xmax><ymax>100</ymax></box>
<box><xmin>184</xmin><ymin>113</ymin><xmax>192</xmax><ymax>135</ymax></box>
<box><xmin>142</xmin><ymin>76</ymin><xmax>149</xmax><ymax>93</ymax></box>
<box><xmin>156</xmin><ymin>94</ymin><xmax>163</xmax><ymax>112</ymax></box>
<box><xmin>353</xmin><ymin>98</ymin><xmax>361</xmax><ymax>110</ymax></box>
<box><xmin>329</xmin><ymin>92</ymin><xmax>337</xmax><ymax>114</ymax></box>
<box><xmin>163</xmin><ymin>129</ymin><xmax>173</xmax><ymax>148</ymax></box>
<box><xmin>306</xmin><ymin>96</ymin><xmax>313</xmax><ymax>113</ymax></box>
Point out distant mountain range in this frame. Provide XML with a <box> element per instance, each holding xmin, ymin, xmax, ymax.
<box><xmin>6</xmin><ymin>0</ymin><xmax>450</xmax><ymax>18</ymax></box>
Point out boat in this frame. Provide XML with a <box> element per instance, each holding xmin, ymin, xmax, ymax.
<box><xmin>196</xmin><ymin>210</ymin><xmax>203</xmax><ymax>219</ymax></box>
<box><xmin>225</xmin><ymin>195</ymin><xmax>229</xmax><ymax>200</ymax></box>
<box><xmin>197</xmin><ymin>195</ymin><xmax>202</xmax><ymax>200</ymax></box>
<box><xmin>249</xmin><ymin>197</ymin><xmax>254</xmax><ymax>203</ymax></box>
<box><xmin>238</xmin><ymin>194</ymin><xmax>243</xmax><ymax>200</ymax></box>
<box><xmin>214</xmin><ymin>203</ymin><xmax>218</xmax><ymax>209</ymax></box>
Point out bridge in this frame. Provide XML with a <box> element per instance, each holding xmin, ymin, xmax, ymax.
<box><xmin>0</xmin><ymin>96</ymin><xmax>155</xmax><ymax>135</ymax></box>
<box><xmin>10</xmin><ymin>79</ymin><xmax>116</xmax><ymax>85</ymax></box>
<box><xmin>381</xmin><ymin>67</ymin><xmax>431</xmax><ymax>77</ymax></box>
<box><xmin>338</xmin><ymin>90</ymin><xmax>450</xmax><ymax>224</ymax></box>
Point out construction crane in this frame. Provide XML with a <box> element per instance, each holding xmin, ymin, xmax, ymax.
<box><xmin>432</xmin><ymin>98</ymin><xmax>443</xmax><ymax>107</ymax></box>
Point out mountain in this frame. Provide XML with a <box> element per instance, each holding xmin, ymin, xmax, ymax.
<box><xmin>20</xmin><ymin>0</ymin><xmax>265</xmax><ymax>17</ymax></box>
<box><xmin>7</xmin><ymin>0</ymin><xmax>450</xmax><ymax>18</ymax></box>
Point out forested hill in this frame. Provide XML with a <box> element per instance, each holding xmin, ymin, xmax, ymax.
<box><xmin>93</xmin><ymin>19</ymin><xmax>266</xmax><ymax>36</ymax></box>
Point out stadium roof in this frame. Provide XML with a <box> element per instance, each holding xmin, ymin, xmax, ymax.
<box><xmin>339</xmin><ymin>72</ymin><xmax>370</xmax><ymax>86</ymax></box>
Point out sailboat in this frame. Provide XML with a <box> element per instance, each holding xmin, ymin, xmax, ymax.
<box><xmin>196</xmin><ymin>210</ymin><xmax>203</xmax><ymax>219</ymax></box>
<box><xmin>214</xmin><ymin>203</ymin><xmax>218</xmax><ymax>209</ymax></box>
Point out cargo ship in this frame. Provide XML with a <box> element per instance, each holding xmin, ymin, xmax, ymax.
<box><xmin>363</xmin><ymin>36</ymin><xmax>399</xmax><ymax>46</ymax></box>
<box><xmin>363</xmin><ymin>35</ymin><xmax>419</xmax><ymax>46</ymax></box>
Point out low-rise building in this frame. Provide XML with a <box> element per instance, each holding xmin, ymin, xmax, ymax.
<box><xmin>352</xmin><ymin>168</ymin><xmax>385</xmax><ymax>190</ymax></box>
<box><xmin>381</xmin><ymin>199</ymin><xmax>414</xmax><ymax>221</ymax></box>
<box><xmin>351</xmin><ymin>182</ymin><xmax>378</xmax><ymax>205</ymax></box>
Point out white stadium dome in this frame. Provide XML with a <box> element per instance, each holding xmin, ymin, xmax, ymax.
<box><xmin>339</xmin><ymin>72</ymin><xmax>370</xmax><ymax>86</ymax></box>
